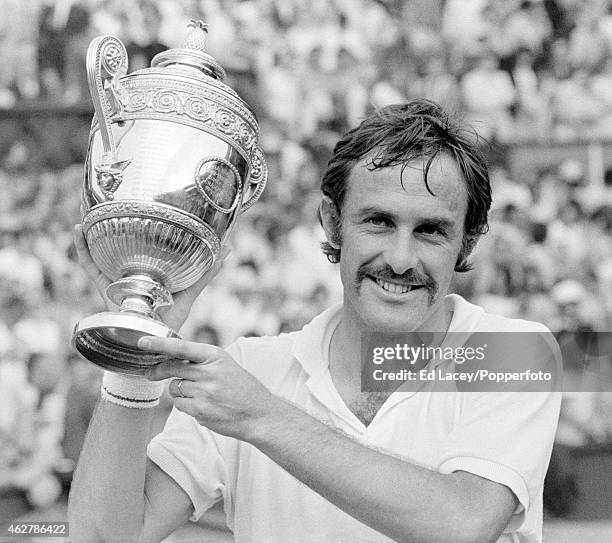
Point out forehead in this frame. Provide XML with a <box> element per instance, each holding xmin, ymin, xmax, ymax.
<box><xmin>344</xmin><ymin>153</ymin><xmax>468</xmax><ymax>219</ymax></box>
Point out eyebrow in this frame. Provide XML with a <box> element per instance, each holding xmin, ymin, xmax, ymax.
<box><xmin>418</xmin><ymin>217</ymin><xmax>455</xmax><ymax>231</ymax></box>
<box><xmin>355</xmin><ymin>206</ymin><xmax>456</xmax><ymax>230</ymax></box>
<box><xmin>354</xmin><ymin>205</ymin><xmax>397</xmax><ymax>219</ymax></box>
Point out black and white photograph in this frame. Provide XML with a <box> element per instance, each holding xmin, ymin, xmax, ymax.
<box><xmin>0</xmin><ymin>1</ymin><xmax>611</xmax><ymax>542</ymax></box>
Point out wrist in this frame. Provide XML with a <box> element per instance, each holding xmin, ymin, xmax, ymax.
<box><xmin>242</xmin><ymin>394</ymin><xmax>292</xmax><ymax>445</ymax></box>
<box><xmin>101</xmin><ymin>371</ymin><xmax>165</xmax><ymax>408</ymax></box>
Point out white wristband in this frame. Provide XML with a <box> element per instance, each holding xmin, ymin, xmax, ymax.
<box><xmin>101</xmin><ymin>371</ymin><xmax>165</xmax><ymax>409</ymax></box>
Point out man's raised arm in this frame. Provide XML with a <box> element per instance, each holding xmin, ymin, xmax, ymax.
<box><xmin>68</xmin><ymin>225</ymin><xmax>227</xmax><ymax>542</ymax></box>
<box><xmin>68</xmin><ymin>400</ymin><xmax>192</xmax><ymax>542</ymax></box>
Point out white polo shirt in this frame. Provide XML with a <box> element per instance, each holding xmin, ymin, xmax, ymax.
<box><xmin>148</xmin><ymin>294</ymin><xmax>561</xmax><ymax>543</ymax></box>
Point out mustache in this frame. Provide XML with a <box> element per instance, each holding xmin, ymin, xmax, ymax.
<box><xmin>355</xmin><ymin>264</ymin><xmax>438</xmax><ymax>302</ymax></box>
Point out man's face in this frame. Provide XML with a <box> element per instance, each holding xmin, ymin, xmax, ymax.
<box><xmin>333</xmin><ymin>153</ymin><xmax>467</xmax><ymax>332</ymax></box>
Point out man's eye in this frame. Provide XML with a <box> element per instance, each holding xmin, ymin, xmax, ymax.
<box><xmin>418</xmin><ymin>224</ymin><xmax>444</xmax><ymax>236</ymax></box>
<box><xmin>366</xmin><ymin>216</ymin><xmax>392</xmax><ymax>227</ymax></box>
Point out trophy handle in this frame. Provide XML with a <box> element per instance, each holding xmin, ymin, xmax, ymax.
<box><xmin>87</xmin><ymin>35</ymin><xmax>127</xmax><ymax>155</ymax></box>
<box><xmin>241</xmin><ymin>147</ymin><xmax>268</xmax><ymax>212</ymax></box>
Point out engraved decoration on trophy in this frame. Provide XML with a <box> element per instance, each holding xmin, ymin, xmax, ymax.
<box><xmin>73</xmin><ymin>21</ymin><xmax>267</xmax><ymax>374</ymax></box>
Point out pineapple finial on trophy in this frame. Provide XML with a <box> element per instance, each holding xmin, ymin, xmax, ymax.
<box><xmin>150</xmin><ymin>19</ymin><xmax>225</xmax><ymax>80</ymax></box>
<box><xmin>185</xmin><ymin>20</ymin><xmax>209</xmax><ymax>51</ymax></box>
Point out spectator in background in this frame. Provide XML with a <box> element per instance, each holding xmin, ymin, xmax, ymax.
<box><xmin>0</xmin><ymin>231</ymin><xmax>45</xmax><ymax>307</ymax></box>
<box><xmin>298</xmin><ymin>46</ymin><xmax>337</xmax><ymax>138</ymax></box>
<box><xmin>369</xmin><ymin>58</ymin><xmax>410</xmax><ymax>110</ymax></box>
<box><xmin>38</xmin><ymin>0</ymin><xmax>92</xmax><ymax>103</ymax></box>
<box><xmin>0</xmin><ymin>324</ymin><xmax>21</xmax><ymax>483</ymax></box>
<box><xmin>544</xmin><ymin>0</ymin><xmax>576</xmax><ymax>41</ymax></box>
<box><xmin>551</xmin><ymin>280</ymin><xmax>600</xmax><ymax>332</ymax></box>
<box><xmin>591</xmin><ymin>205</ymin><xmax>612</xmax><ymax>326</ymax></box>
<box><xmin>590</xmin><ymin>55</ymin><xmax>612</xmax><ymax>138</ymax></box>
<box><xmin>513</xmin><ymin>48</ymin><xmax>549</xmax><ymax>139</ymax></box>
<box><xmin>460</xmin><ymin>52</ymin><xmax>516</xmax><ymax>141</ymax></box>
<box><xmin>485</xmin><ymin>0</ymin><xmax>551</xmax><ymax>78</ymax></box>
<box><xmin>550</xmin><ymin>68</ymin><xmax>607</xmax><ymax>139</ymax></box>
<box><xmin>0</xmin><ymin>0</ymin><xmax>39</xmax><ymax>105</ymax></box>
<box><xmin>410</xmin><ymin>54</ymin><xmax>460</xmax><ymax>111</ymax></box>
<box><xmin>566</xmin><ymin>6</ymin><xmax>608</xmax><ymax>74</ymax></box>
<box><xmin>442</xmin><ymin>0</ymin><xmax>489</xmax><ymax>61</ymax></box>
<box><xmin>0</xmin><ymin>320</ymin><xmax>68</xmax><ymax>509</ymax></box>
<box><xmin>328</xmin><ymin>47</ymin><xmax>370</xmax><ymax>131</ymax></box>
<box><xmin>547</xmin><ymin>199</ymin><xmax>590</xmax><ymax>280</ymax></box>
<box><xmin>124</xmin><ymin>0</ymin><xmax>168</xmax><ymax>72</ymax></box>
<box><xmin>258</xmin><ymin>51</ymin><xmax>302</xmax><ymax>135</ymax></box>
<box><xmin>599</xmin><ymin>0</ymin><xmax>612</xmax><ymax>48</ymax></box>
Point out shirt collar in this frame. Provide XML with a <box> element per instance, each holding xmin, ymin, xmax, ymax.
<box><xmin>445</xmin><ymin>293</ymin><xmax>485</xmax><ymax>332</ymax></box>
<box><xmin>426</xmin><ymin>294</ymin><xmax>486</xmax><ymax>370</ymax></box>
<box><xmin>289</xmin><ymin>303</ymin><xmax>342</xmax><ymax>377</ymax></box>
<box><xmin>290</xmin><ymin>295</ymin><xmax>485</xmax><ymax>375</ymax></box>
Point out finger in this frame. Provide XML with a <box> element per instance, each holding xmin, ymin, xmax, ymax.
<box><xmin>146</xmin><ymin>358</ymin><xmax>205</xmax><ymax>381</ymax></box>
<box><xmin>144</xmin><ymin>360</ymin><xmax>192</xmax><ymax>381</ymax></box>
<box><xmin>139</xmin><ymin>336</ymin><xmax>223</xmax><ymax>365</ymax></box>
<box><xmin>168</xmin><ymin>378</ymin><xmax>193</xmax><ymax>398</ymax></box>
<box><xmin>73</xmin><ymin>224</ymin><xmax>93</xmax><ymax>265</ymax></box>
<box><xmin>73</xmin><ymin>224</ymin><xmax>111</xmax><ymax>292</ymax></box>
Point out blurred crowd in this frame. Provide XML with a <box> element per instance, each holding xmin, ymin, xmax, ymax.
<box><xmin>0</xmin><ymin>0</ymin><xmax>611</xmax><ymax>519</ymax></box>
<box><xmin>4</xmin><ymin>0</ymin><xmax>612</xmax><ymax>141</ymax></box>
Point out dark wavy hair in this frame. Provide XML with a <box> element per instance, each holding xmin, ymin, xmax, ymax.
<box><xmin>318</xmin><ymin>100</ymin><xmax>491</xmax><ymax>272</ymax></box>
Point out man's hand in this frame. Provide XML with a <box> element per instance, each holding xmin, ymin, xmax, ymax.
<box><xmin>141</xmin><ymin>337</ymin><xmax>277</xmax><ymax>440</ymax></box>
<box><xmin>73</xmin><ymin>224</ymin><xmax>230</xmax><ymax>332</ymax></box>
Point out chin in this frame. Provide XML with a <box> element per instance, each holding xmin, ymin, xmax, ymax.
<box><xmin>356</xmin><ymin>300</ymin><xmax>431</xmax><ymax>333</ymax></box>
<box><xmin>368</xmin><ymin>312</ymin><xmax>426</xmax><ymax>333</ymax></box>
<box><xmin>351</xmin><ymin>288</ymin><xmax>444</xmax><ymax>334</ymax></box>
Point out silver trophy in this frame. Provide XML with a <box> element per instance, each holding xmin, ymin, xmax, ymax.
<box><xmin>73</xmin><ymin>21</ymin><xmax>267</xmax><ymax>374</ymax></box>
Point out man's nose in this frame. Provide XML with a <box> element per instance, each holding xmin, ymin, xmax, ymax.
<box><xmin>384</xmin><ymin>231</ymin><xmax>418</xmax><ymax>275</ymax></box>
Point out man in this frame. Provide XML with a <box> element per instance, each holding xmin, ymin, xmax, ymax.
<box><xmin>69</xmin><ymin>100</ymin><xmax>560</xmax><ymax>542</ymax></box>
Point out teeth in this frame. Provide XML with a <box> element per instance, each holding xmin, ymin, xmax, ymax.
<box><xmin>375</xmin><ymin>277</ymin><xmax>413</xmax><ymax>294</ymax></box>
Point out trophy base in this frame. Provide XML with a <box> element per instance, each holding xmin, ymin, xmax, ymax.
<box><xmin>73</xmin><ymin>312</ymin><xmax>179</xmax><ymax>375</ymax></box>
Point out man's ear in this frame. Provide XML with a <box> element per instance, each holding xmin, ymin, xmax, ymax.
<box><xmin>319</xmin><ymin>196</ymin><xmax>341</xmax><ymax>248</ymax></box>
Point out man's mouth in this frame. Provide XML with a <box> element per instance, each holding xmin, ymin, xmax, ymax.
<box><xmin>372</xmin><ymin>276</ymin><xmax>424</xmax><ymax>295</ymax></box>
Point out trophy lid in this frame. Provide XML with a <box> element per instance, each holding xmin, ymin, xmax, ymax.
<box><xmin>86</xmin><ymin>20</ymin><xmax>267</xmax><ymax>211</ymax></box>
<box><xmin>151</xmin><ymin>20</ymin><xmax>226</xmax><ymax>81</ymax></box>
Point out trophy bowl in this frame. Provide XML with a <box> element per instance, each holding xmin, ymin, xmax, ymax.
<box><xmin>73</xmin><ymin>21</ymin><xmax>267</xmax><ymax>374</ymax></box>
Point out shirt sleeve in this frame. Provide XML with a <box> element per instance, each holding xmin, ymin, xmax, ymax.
<box><xmin>147</xmin><ymin>406</ymin><xmax>230</xmax><ymax>522</ymax></box>
<box><xmin>147</xmin><ymin>342</ymin><xmax>241</xmax><ymax>522</ymax></box>
<box><xmin>438</xmin><ymin>389</ymin><xmax>560</xmax><ymax>514</ymax></box>
<box><xmin>438</xmin><ymin>327</ymin><xmax>562</xmax><ymax>516</ymax></box>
